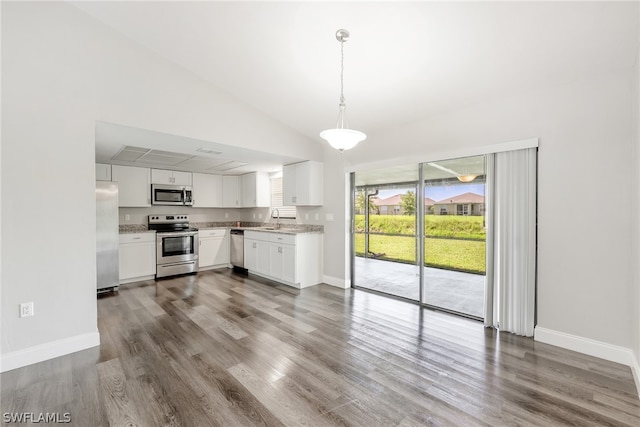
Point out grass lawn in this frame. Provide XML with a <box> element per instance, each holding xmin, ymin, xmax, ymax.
<box><xmin>355</xmin><ymin>214</ymin><xmax>486</xmax><ymax>240</ymax></box>
<box><xmin>355</xmin><ymin>233</ymin><xmax>486</xmax><ymax>275</ymax></box>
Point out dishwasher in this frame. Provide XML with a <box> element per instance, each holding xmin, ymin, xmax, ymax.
<box><xmin>230</xmin><ymin>229</ymin><xmax>245</xmax><ymax>270</ymax></box>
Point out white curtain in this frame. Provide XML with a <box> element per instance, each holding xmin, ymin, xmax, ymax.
<box><xmin>484</xmin><ymin>148</ymin><xmax>537</xmax><ymax>336</ymax></box>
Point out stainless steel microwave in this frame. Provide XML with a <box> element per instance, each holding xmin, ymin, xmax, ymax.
<box><xmin>151</xmin><ymin>184</ymin><xmax>193</xmax><ymax>206</ymax></box>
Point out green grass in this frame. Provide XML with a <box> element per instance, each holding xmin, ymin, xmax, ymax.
<box><xmin>355</xmin><ymin>233</ymin><xmax>486</xmax><ymax>275</ymax></box>
<box><xmin>355</xmin><ymin>214</ymin><xmax>486</xmax><ymax>240</ymax></box>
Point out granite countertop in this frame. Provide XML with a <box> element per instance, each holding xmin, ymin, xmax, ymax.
<box><xmin>119</xmin><ymin>222</ymin><xmax>323</xmax><ymax>235</ymax></box>
<box><xmin>235</xmin><ymin>226</ymin><xmax>323</xmax><ymax>235</ymax></box>
<box><xmin>193</xmin><ymin>222</ymin><xmax>323</xmax><ymax>235</ymax></box>
<box><xmin>119</xmin><ymin>225</ymin><xmax>155</xmax><ymax>234</ymax></box>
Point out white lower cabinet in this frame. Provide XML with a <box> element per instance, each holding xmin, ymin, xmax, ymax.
<box><xmin>199</xmin><ymin>229</ymin><xmax>229</xmax><ymax>270</ymax></box>
<box><xmin>244</xmin><ymin>230</ymin><xmax>322</xmax><ymax>288</ymax></box>
<box><xmin>119</xmin><ymin>233</ymin><xmax>156</xmax><ymax>284</ymax></box>
<box><xmin>244</xmin><ymin>231</ymin><xmax>270</xmax><ymax>275</ymax></box>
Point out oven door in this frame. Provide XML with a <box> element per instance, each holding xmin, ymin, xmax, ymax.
<box><xmin>156</xmin><ymin>231</ymin><xmax>199</xmax><ymax>264</ymax></box>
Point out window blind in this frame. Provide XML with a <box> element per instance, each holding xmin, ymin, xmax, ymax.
<box><xmin>270</xmin><ymin>177</ymin><xmax>296</xmax><ymax>218</ymax></box>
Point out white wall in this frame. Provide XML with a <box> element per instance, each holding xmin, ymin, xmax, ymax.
<box><xmin>632</xmin><ymin>37</ymin><xmax>640</xmax><ymax>382</ymax></box>
<box><xmin>1</xmin><ymin>2</ymin><xmax>320</xmax><ymax>370</ymax></box>
<box><xmin>325</xmin><ymin>71</ymin><xmax>637</xmax><ymax>355</ymax></box>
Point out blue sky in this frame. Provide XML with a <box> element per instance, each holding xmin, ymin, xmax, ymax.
<box><xmin>378</xmin><ymin>183</ymin><xmax>485</xmax><ymax>202</ymax></box>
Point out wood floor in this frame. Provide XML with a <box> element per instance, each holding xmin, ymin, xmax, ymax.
<box><xmin>2</xmin><ymin>269</ymin><xmax>640</xmax><ymax>426</ymax></box>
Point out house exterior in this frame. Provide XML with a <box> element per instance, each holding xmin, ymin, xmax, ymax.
<box><xmin>372</xmin><ymin>194</ymin><xmax>403</xmax><ymax>215</ymax></box>
<box><xmin>372</xmin><ymin>194</ymin><xmax>436</xmax><ymax>215</ymax></box>
<box><xmin>433</xmin><ymin>192</ymin><xmax>485</xmax><ymax>216</ymax></box>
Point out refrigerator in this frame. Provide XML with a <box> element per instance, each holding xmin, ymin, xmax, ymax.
<box><xmin>96</xmin><ymin>181</ymin><xmax>119</xmax><ymax>292</ymax></box>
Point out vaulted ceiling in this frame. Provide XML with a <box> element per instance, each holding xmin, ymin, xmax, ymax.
<box><xmin>74</xmin><ymin>1</ymin><xmax>639</xmax><ymax>170</ymax></box>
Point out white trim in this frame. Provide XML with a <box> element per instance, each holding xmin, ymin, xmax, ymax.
<box><xmin>346</xmin><ymin>137</ymin><xmax>539</xmax><ymax>174</ymax></box>
<box><xmin>535</xmin><ymin>326</ymin><xmax>639</xmax><ymax>397</ymax></box>
<box><xmin>632</xmin><ymin>353</ymin><xmax>640</xmax><ymax>398</ymax></box>
<box><xmin>0</xmin><ymin>331</ymin><xmax>100</xmax><ymax>373</ymax></box>
<box><xmin>323</xmin><ymin>275</ymin><xmax>349</xmax><ymax>289</ymax></box>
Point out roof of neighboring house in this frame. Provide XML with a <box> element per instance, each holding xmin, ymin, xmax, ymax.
<box><xmin>372</xmin><ymin>194</ymin><xmax>403</xmax><ymax>206</ymax></box>
<box><xmin>435</xmin><ymin>192</ymin><xmax>484</xmax><ymax>204</ymax></box>
<box><xmin>372</xmin><ymin>194</ymin><xmax>436</xmax><ymax>207</ymax></box>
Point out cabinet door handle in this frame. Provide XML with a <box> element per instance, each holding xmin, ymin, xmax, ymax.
<box><xmin>132</xmin><ymin>237</ymin><xmax>141</xmax><ymax>240</ymax></box>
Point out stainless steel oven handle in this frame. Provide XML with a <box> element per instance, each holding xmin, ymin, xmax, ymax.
<box><xmin>156</xmin><ymin>231</ymin><xmax>199</xmax><ymax>237</ymax></box>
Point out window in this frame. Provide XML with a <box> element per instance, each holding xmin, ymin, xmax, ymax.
<box><xmin>270</xmin><ymin>176</ymin><xmax>296</xmax><ymax>218</ymax></box>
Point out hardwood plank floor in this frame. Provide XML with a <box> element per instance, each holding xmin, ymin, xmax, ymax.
<box><xmin>2</xmin><ymin>269</ymin><xmax>639</xmax><ymax>426</ymax></box>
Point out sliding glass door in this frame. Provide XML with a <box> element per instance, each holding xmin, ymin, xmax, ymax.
<box><xmin>352</xmin><ymin>155</ymin><xmax>487</xmax><ymax>319</ymax></box>
<box><xmin>353</xmin><ymin>166</ymin><xmax>420</xmax><ymax>301</ymax></box>
<box><xmin>422</xmin><ymin>156</ymin><xmax>486</xmax><ymax>318</ymax></box>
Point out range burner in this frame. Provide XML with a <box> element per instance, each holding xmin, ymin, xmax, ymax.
<box><xmin>148</xmin><ymin>214</ymin><xmax>197</xmax><ymax>232</ymax></box>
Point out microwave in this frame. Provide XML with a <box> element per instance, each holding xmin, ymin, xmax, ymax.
<box><xmin>151</xmin><ymin>184</ymin><xmax>193</xmax><ymax>206</ymax></box>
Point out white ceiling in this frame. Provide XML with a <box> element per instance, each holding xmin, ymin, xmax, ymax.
<box><xmin>77</xmin><ymin>1</ymin><xmax>639</xmax><ymax>173</ymax></box>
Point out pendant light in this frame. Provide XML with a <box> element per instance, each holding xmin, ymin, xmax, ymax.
<box><xmin>320</xmin><ymin>29</ymin><xmax>366</xmax><ymax>152</ymax></box>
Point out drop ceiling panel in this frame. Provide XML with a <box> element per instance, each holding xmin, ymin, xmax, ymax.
<box><xmin>112</xmin><ymin>146</ymin><xmax>148</xmax><ymax>162</ymax></box>
<box><xmin>208</xmin><ymin>161</ymin><xmax>248</xmax><ymax>172</ymax></box>
<box><xmin>139</xmin><ymin>151</ymin><xmax>191</xmax><ymax>165</ymax></box>
<box><xmin>176</xmin><ymin>157</ymin><xmax>230</xmax><ymax>170</ymax></box>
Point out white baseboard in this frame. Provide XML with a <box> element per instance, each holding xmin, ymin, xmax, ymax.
<box><xmin>323</xmin><ymin>275</ymin><xmax>349</xmax><ymax>289</ymax></box>
<box><xmin>535</xmin><ymin>326</ymin><xmax>639</xmax><ymax>397</ymax></box>
<box><xmin>632</xmin><ymin>353</ymin><xmax>640</xmax><ymax>398</ymax></box>
<box><xmin>0</xmin><ymin>331</ymin><xmax>100</xmax><ymax>373</ymax></box>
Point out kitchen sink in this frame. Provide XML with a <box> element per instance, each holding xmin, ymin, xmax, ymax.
<box><xmin>256</xmin><ymin>226</ymin><xmax>298</xmax><ymax>232</ymax></box>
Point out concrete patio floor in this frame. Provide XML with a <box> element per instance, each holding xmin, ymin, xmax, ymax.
<box><xmin>354</xmin><ymin>257</ymin><xmax>485</xmax><ymax>318</ymax></box>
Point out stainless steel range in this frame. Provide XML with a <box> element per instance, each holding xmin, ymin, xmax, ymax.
<box><xmin>148</xmin><ymin>214</ymin><xmax>199</xmax><ymax>278</ymax></box>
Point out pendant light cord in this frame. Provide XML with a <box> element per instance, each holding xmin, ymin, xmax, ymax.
<box><xmin>340</xmin><ymin>38</ymin><xmax>345</xmax><ymax>106</ymax></box>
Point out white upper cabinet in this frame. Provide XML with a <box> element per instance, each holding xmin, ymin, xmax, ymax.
<box><xmin>192</xmin><ymin>173</ymin><xmax>222</xmax><ymax>207</ymax></box>
<box><xmin>241</xmin><ymin>172</ymin><xmax>270</xmax><ymax>208</ymax></box>
<box><xmin>151</xmin><ymin>169</ymin><xmax>192</xmax><ymax>186</ymax></box>
<box><xmin>96</xmin><ymin>163</ymin><xmax>112</xmax><ymax>181</ymax></box>
<box><xmin>222</xmin><ymin>176</ymin><xmax>241</xmax><ymax>208</ymax></box>
<box><xmin>283</xmin><ymin>160</ymin><xmax>323</xmax><ymax>206</ymax></box>
<box><xmin>111</xmin><ymin>165</ymin><xmax>151</xmax><ymax>207</ymax></box>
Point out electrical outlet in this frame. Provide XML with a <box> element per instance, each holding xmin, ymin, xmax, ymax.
<box><xmin>20</xmin><ymin>302</ymin><xmax>34</xmax><ymax>318</ymax></box>
<box><xmin>305</xmin><ymin>213</ymin><xmax>309</xmax><ymax>220</ymax></box>
<box><xmin>253</xmin><ymin>213</ymin><xmax>256</xmax><ymax>219</ymax></box>
<box><xmin>124</xmin><ymin>214</ymin><xmax>130</xmax><ymax>221</ymax></box>
<box><xmin>225</xmin><ymin>212</ymin><xmax>229</xmax><ymax>218</ymax></box>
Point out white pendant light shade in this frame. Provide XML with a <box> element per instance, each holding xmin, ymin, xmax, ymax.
<box><xmin>321</xmin><ymin>29</ymin><xmax>366</xmax><ymax>153</ymax></box>
<box><xmin>320</xmin><ymin>128</ymin><xmax>367</xmax><ymax>152</ymax></box>
<box><xmin>457</xmin><ymin>174</ymin><xmax>478</xmax><ymax>183</ymax></box>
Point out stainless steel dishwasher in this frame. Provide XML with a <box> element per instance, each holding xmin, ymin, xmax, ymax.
<box><xmin>230</xmin><ymin>229</ymin><xmax>244</xmax><ymax>269</ymax></box>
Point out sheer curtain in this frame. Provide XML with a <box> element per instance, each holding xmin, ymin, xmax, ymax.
<box><xmin>484</xmin><ymin>148</ymin><xmax>537</xmax><ymax>336</ymax></box>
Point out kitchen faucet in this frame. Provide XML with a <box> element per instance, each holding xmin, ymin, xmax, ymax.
<box><xmin>272</xmin><ymin>208</ymin><xmax>280</xmax><ymax>229</ymax></box>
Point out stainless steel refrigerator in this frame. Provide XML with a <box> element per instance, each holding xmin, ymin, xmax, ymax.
<box><xmin>96</xmin><ymin>181</ymin><xmax>119</xmax><ymax>293</ymax></box>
